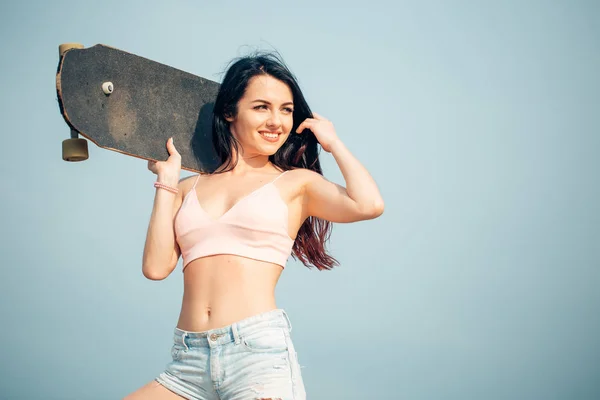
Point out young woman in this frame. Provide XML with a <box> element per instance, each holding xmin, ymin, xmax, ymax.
<box><xmin>124</xmin><ymin>53</ymin><xmax>384</xmax><ymax>400</ymax></box>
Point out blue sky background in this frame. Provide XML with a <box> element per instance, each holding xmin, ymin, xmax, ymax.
<box><xmin>1</xmin><ymin>0</ymin><xmax>599</xmax><ymax>399</ymax></box>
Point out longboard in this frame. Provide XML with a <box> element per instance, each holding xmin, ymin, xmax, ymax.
<box><xmin>56</xmin><ymin>43</ymin><xmax>221</xmax><ymax>173</ymax></box>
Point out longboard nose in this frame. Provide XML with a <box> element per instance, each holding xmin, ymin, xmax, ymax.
<box><xmin>59</xmin><ymin>43</ymin><xmax>84</xmax><ymax>57</ymax></box>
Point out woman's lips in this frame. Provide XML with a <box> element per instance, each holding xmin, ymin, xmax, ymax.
<box><xmin>259</xmin><ymin>131</ymin><xmax>281</xmax><ymax>143</ymax></box>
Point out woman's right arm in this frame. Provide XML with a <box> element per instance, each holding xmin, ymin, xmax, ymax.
<box><xmin>141</xmin><ymin>180</ymin><xmax>183</xmax><ymax>280</ymax></box>
<box><xmin>142</xmin><ymin>137</ymin><xmax>183</xmax><ymax>280</ymax></box>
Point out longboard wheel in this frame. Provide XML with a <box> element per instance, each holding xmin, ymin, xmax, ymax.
<box><xmin>102</xmin><ymin>82</ymin><xmax>114</xmax><ymax>95</ymax></box>
<box><xmin>62</xmin><ymin>138</ymin><xmax>89</xmax><ymax>162</ymax></box>
<box><xmin>59</xmin><ymin>43</ymin><xmax>84</xmax><ymax>57</ymax></box>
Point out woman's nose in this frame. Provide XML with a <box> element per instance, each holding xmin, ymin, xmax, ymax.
<box><xmin>266</xmin><ymin>112</ymin><xmax>281</xmax><ymax>127</ymax></box>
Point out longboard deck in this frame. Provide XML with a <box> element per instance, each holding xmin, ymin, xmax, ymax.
<box><xmin>57</xmin><ymin>44</ymin><xmax>221</xmax><ymax>173</ymax></box>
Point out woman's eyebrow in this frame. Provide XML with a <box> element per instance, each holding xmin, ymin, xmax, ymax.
<box><xmin>251</xmin><ymin>99</ymin><xmax>294</xmax><ymax>106</ymax></box>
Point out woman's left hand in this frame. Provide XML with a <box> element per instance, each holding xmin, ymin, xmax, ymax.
<box><xmin>296</xmin><ymin>112</ymin><xmax>340</xmax><ymax>153</ymax></box>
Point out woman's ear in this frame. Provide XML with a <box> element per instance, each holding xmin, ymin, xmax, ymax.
<box><xmin>224</xmin><ymin>113</ymin><xmax>234</xmax><ymax>123</ymax></box>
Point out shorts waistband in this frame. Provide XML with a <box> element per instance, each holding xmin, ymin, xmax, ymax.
<box><xmin>173</xmin><ymin>309</ymin><xmax>292</xmax><ymax>349</ymax></box>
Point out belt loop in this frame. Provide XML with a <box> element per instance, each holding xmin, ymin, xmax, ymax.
<box><xmin>182</xmin><ymin>332</ymin><xmax>189</xmax><ymax>351</ymax></box>
<box><xmin>232</xmin><ymin>322</ymin><xmax>241</xmax><ymax>345</ymax></box>
<box><xmin>282</xmin><ymin>310</ymin><xmax>292</xmax><ymax>333</ymax></box>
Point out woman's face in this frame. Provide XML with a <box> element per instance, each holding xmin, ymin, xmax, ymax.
<box><xmin>226</xmin><ymin>74</ymin><xmax>294</xmax><ymax>157</ymax></box>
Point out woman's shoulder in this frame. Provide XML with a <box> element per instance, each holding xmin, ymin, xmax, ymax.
<box><xmin>177</xmin><ymin>173</ymin><xmax>203</xmax><ymax>196</ymax></box>
<box><xmin>280</xmin><ymin>168</ymin><xmax>330</xmax><ymax>197</ymax></box>
<box><xmin>179</xmin><ymin>174</ymin><xmax>199</xmax><ymax>185</ymax></box>
<box><xmin>285</xmin><ymin>167</ymin><xmax>327</xmax><ymax>184</ymax></box>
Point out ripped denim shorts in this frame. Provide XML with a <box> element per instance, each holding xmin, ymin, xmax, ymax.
<box><xmin>155</xmin><ymin>309</ymin><xmax>306</xmax><ymax>400</ymax></box>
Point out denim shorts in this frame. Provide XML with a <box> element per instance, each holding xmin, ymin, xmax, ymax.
<box><xmin>155</xmin><ymin>309</ymin><xmax>306</xmax><ymax>399</ymax></box>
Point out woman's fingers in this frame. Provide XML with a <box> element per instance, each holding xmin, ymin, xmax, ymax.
<box><xmin>296</xmin><ymin>119</ymin><xmax>316</xmax><ymax>133</ymax></box>
<box><xmin>148</xmin><ymin>138</ymin><xmax>182</xmax><ymax>177</ymax></box>
<box><xmin>147</xmin><ymin>160</ymin><xmax>158</xmax><ymax>174</ymax></box>
<box><xmin>166</xmin><ymin>137</ymin><xmax>180</xmax><ymax>157</ymax></box>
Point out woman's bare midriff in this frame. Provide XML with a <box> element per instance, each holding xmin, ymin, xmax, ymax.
<box><xmin>175</xmin><ymin>254</ymin><xmax>284</xmax><ymax>332</ymax></box>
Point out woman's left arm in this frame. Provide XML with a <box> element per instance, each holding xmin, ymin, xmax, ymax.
<box><xmin>296</xmin><ymin>113</ymin><xmax>385</xmax><ymax>223</ymax></box>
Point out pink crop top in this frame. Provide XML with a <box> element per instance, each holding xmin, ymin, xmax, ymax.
<box><xmin>174</xmin><ymin>171</ymin><xmax>294</xmax><ymax>270</ymax></box>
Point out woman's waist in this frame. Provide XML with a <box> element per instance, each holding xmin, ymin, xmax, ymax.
<box><xmin>177</xmin><ymin>296</ymin><xmax>277</xmax><ymax>332</ymax></box>
<box><xmin>178</xmin><ymin>257</ymin><xmax>281</xmax><ymax>330</ymax></box>
<box><xmin>173</xmin><ymin>308</ymin><xmax>293</xmax><ymax>348</ymax></box>
<box><xmin>182</xmin><ymin>257</ymin><xmax>280</xmax><ymax>294</ymax></box>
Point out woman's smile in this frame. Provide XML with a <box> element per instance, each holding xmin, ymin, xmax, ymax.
<box><xmin>258</xmin><ymin>130</ymin><xmax>282</xmax><ymax>142</ymax></box>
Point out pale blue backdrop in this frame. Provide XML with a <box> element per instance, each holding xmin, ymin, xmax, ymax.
<box><xmin>0</xmin><ymin>0</ymin><xmax>599</xmax><ymax>399</ymax></box>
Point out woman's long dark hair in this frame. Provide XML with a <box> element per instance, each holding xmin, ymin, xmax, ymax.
<box><xmin>210</xmin><ymin>51</ymin><xmax>338</xmax><ymax>270</ymax></box>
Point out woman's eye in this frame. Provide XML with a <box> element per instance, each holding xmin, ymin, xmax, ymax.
<box><xmin>284</xmin><ymin>107</ymin><xmax>294</xmax><ymax>113</ymax></box>
<box><xmin>254</xmin><ymin>105</ymin><xmax>268</xmax><ymax>110</ymax></box>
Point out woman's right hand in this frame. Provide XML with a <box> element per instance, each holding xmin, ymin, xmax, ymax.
<box><xmin>147</xmin><ymin>137</ymin><xmax>181</xmax><ymax>187</ymax></box>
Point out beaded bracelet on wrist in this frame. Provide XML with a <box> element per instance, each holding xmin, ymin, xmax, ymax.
<box><xmin>154</xmin><ymin>182</ymin><xmax>179</xmax><ymax>194</ymax></box>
